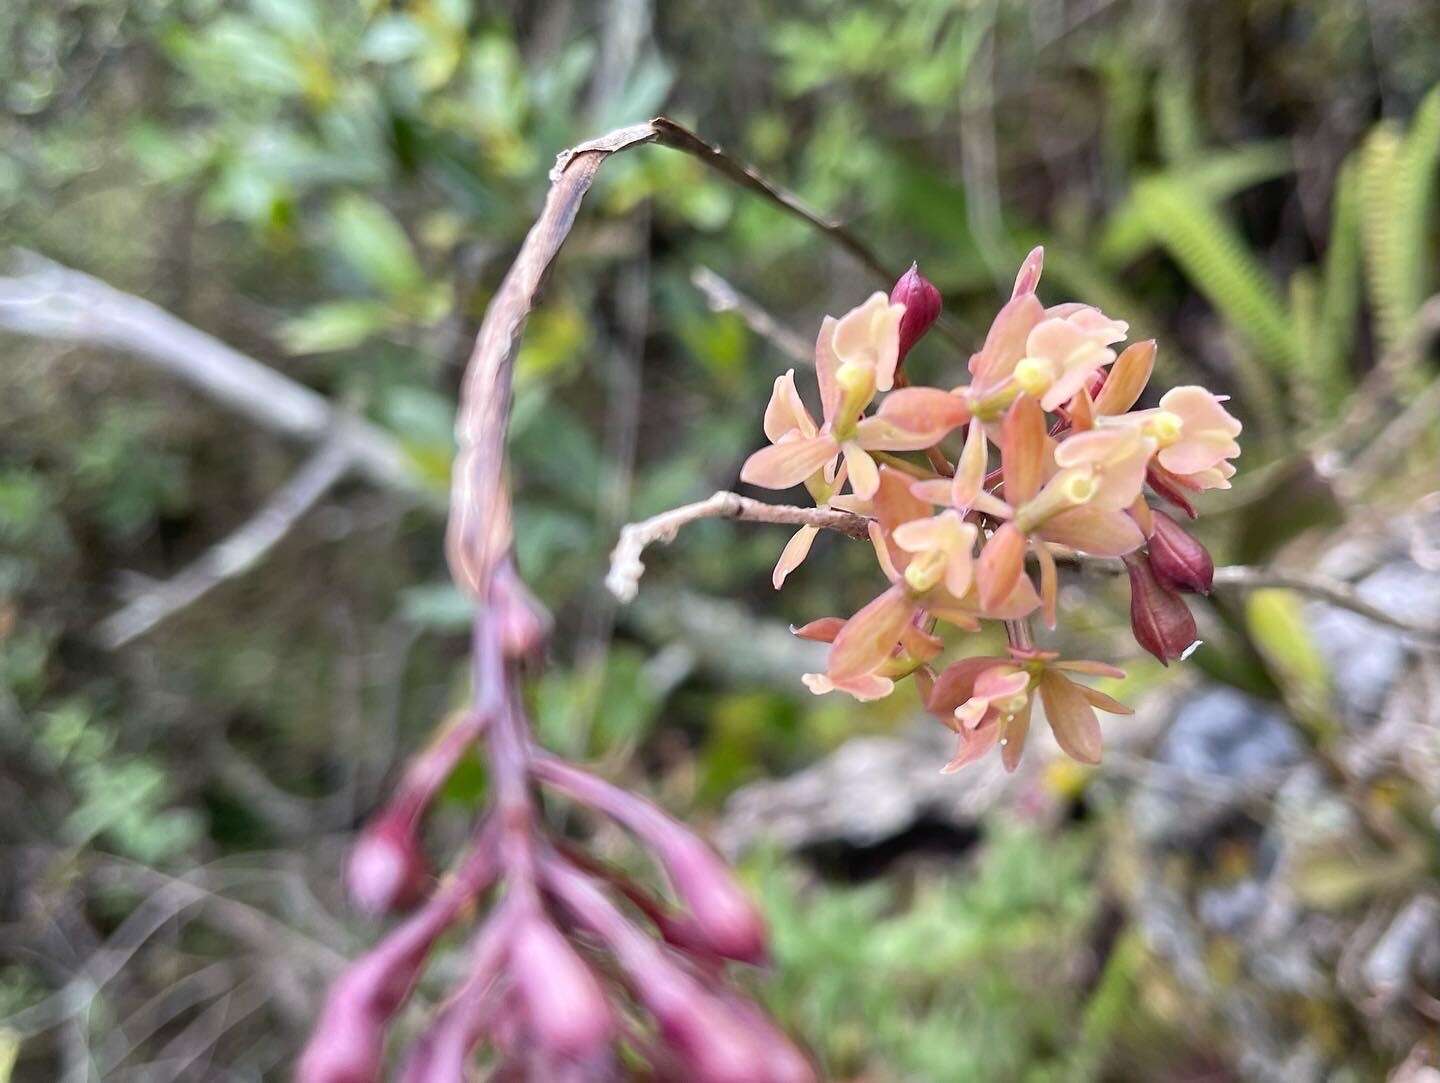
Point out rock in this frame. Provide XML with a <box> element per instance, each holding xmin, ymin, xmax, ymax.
<box><xmin>1307</xmin><ymin>560</ymin><xmax>1440</xmax><ymax>724</ymax></box>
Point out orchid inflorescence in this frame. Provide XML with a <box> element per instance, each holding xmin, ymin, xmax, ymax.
<box><xmin>298</xmin><ymin>559</ymin><xmax>814</xmax><ymax>1082</ymax></box>
<box><xmin>741</xmin><ymin>250</ymin><xmax>1241</xmax><ymax>773</ymax></box>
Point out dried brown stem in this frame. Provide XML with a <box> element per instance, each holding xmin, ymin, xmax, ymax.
<box><xmin>605</xmin><ymin>492</ymin><xmax>870</xmax><ymax>601</ymax></box>
<box><xmin>608</xmin><ymin>496</ymin><xmax>1440</xmax><ymax>645</ymax></box>
<box><xmin>447</xmin><ymin>116</ymin><xmax>911</xmax><ymax>595</ymax></box>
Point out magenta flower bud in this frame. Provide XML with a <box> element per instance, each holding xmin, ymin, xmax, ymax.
<box><xmin>510</xmin><ymin>916</ymin><xmax>615</xmax><ymax>1059</ymax></box>
<box><xmin>890</xmin><ymin>262</ymin><xmax>942</xmax><ymax>363</ymax></box>
<box><xmin>1147</xmin><ymin>510</ymin><xmax>1213</xmax><ymax>595</ymax></box>
<box><xmin>493</xmin><ymin>562</ymin><xmax>550</xmax><ymax>659</ymax></box>
<box><xmin>295</xmin><ymin>999</ymin><xmax>384</xmax><ymax>1083</ymax></box>
<box><xmin>1124</xmin><ymin>553</ymin><xmax>1200</xmax><ymax>666</ymax></box>
<box><xmin>659</xmin><ymin>835</ymin><xmax>767</xmax><ymax>965</ymax></box>
<box><xmin>346</xmin><ymin>813</ymin><xmax>429</xmax><ymax>917</ymax></box>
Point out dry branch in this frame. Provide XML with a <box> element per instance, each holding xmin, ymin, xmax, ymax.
<box><xmin>605</xmin><ymin>494</ymin><xmax>1440</xmax><ymax>644</ymax></box>
<box><xmin>605</xmin><ymin>491</ymin><xmax>870</xmax><ymax>601</ymax></box>
<box><xmin>691</xmin><ymin>266</ymin><xmax>813</xmax><ymax>365</ymax></box>
<box><xmin>96</xmin><ymin>439</ymin><xmax>353</xmax><ymax>648</ymax></box>
<box><xmin>0</xmin><ymin>250</ymin><xmax>422</xmax><ymax>496</ymax></box>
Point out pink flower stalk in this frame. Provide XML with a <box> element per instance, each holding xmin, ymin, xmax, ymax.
<box><xmin>736</xmin><ymin>246</ymin><xmax>1242</xmax><ymax>771</ymax></box>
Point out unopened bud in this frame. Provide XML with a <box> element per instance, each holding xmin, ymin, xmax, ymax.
<box><xmin>510</xmin><ymin>917</ymin><xmax>615</xmax><ymax>1059</ymax></box>
<box><xmin>1124</xmin><ymin>552</ymin><xmax>1200</xmax><ymax>665</ymax></box>
<box><xmin>346</xmin><ymin>813</ymin><xmax>429</xmax><ymax>917</ymax></box>
<box><xmin>493</xmin><ymin>563</ymin><xmax>550</xmax><ymax>659</ymax></box>
<box><xmin>1147</xmin><ymin>510</ymin><xmax>1213</xmax><ymax>594</ymax></box>
<box><xmin>890</xmin><ymin>263</ymin><xmax>942</xmax><ymax>362</ymax></box>
<box><xmin>659</xmin><ymin>837</ymin><xmax>767</xmax><ymax>965</ymax></box>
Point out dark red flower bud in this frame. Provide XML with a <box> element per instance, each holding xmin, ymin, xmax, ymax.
<box><xmin>890</xmin><ymin>262</ymin><xmax>942</xmax><ymax>363</ymax></box>
<box><xmin>1125</xmin><ymin>553</ymin><xmax>1200</xmax><ymax>666</ymax></box>
<box><xmin>346</xmin><ymin>812</ymin><xmax>430</xmax><ymax>917</ymax></box>
<box><xmin>1147</xmin><ymin>510</ymin><xmax>1213</xmax><ymax>594</ymax></box>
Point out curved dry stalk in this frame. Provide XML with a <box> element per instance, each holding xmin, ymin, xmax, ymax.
<box><xmin>605</xmin><ymin>492</ymin><xmax>871</xmax><ymax>602</ymax></box>
<box><xmin>607</xmin><ymin>495</ymin><xmax>1440</xmax><ymax>644</ymax></box>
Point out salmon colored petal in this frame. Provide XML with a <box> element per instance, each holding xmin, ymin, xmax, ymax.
<box><xmin>1000</xmin><ymin>697</ymin><xmax>1033</xmax><ymax>772</ymax></box>
<box><xmin>974</xmin><ymin>666</ymin><xmax>1029</xmax><ymax>700</ymax></box>
<box><xmin>868</xmin><ymin>521</ymin><xmax>902</xmax><ymax>581</ymax></box>
<box><xmin>928</xmin><ymin>657</ymin><xmax>1008</xmax><ymax>716</ymax></box>
<box><xmin>1039</xmin><ymin>507</ymin><xmax>1144</xmax><ymax>556</ymax></box>
<box><xmin>983</xmin><ymin>570</ymin><xmax>1041</xmax><ymax>619</ymax></box>
<box><xmin>1039</xmin><ymin>671</ymin><xmax>1103</xmax><ymax>765</ymax></box>
<box><xmin>1067</xmin><ymin>386</ymin><xmax>1095</xmax><ymax>431</ymax></box>
<box><xmin>827</xmin><ymin>587</ymin><xmax>917</xmax><ymax>681</ymax></box>
<box><xmin>977</xmin><ymin>522</ymin><xmax>1026</xmax><ymax>611</ymax></box>
<box><xmin>763</xmin><ymin>369</ymin><xmax>815</xmax><ymax>442</ymax></box>
<box><xmin>792</xmin><ymin>616</ymin><xmax>845</xmax><ymax>643</ymax></box>
<box><xmin>1011</xmin><ymin>245</ymin><xmax>1044</xmax><ymax>298</ymax></box>
<box><xmin>842</xmin><ymin>444</ymin><xmax>880</xmax><ymax>499</ymax></box>
<box><xmin>1077</xmin><ymin>685</ymin><xmax>1134</xmax><ymax>715</ymax></box>
<box><xmin>1157</xmin><ymin>435</ymin><xmax>1240</xmax><ymax>477</ymax></box>
<box><xmin>941</xmin><ymin>719</ymin><xmax>1000</xmax><ymax>773</ymax></box>
<box><xmin>856</xmin><ymin>388</ymin><xmax>970</xmax><ymax>450</ymax></box>
<box><xmin>872</xmin><ymin>465</ymin><xmax>931</xmax><ymax>534</ymax></box>
<box><xmin>1129</xmin><ymin>495</ymin><xmax>1154</xmax><ymax>538</ymax></box>
<box><xmin>898</xmin><ymin>623</ymin><xmax>944</xmax><ymax>662</ymax></box>
<box><xmin>814</xmin><ymin>316</ymin><xmax>842</xmax><ymax>426</ymax></box>
<box><xmin>1034</xmin><ymin>541</ymin><xmax>1058</xmax><ymax>629</ymax></box>
<box><xmin>970</xmin><ymin>293</ymin><xmax>1044</xmax><ymax>385</ymax></box>
<box><xmin>909</xmin><ymin>478</ymin><xmax>954</xmax><ymax>505</ymax></box>
<box><xmin>951</xmin><ymin>419</ymin><xmax>989</xmax><ymax>508</ymax></box>
<box><xmin>740</xmin><ymin>435</ymin><xmax>839</xmax><ymax>490</ymax></box>
<box><xmin>1001</xmin><ymin>395</ymin><xmax>1047</xmax><ymax>505</ymax></box>
<box><xmin>1052</xmin><ymin>659</ymin><xmax>1127</xmax><ymax>678</ymax></box>
<box><xmin>772</xmin><ymin>524</ymin><xmax>818</xmax><ymax>589</ymax></box>
<box><xmin>802</xmin><ymin>671</ymin><xmax>895</xmax><ymax>701</ymax></box>
<box><xmin>1094</xmin><ymin>340</ymin><xmax>1155</xmax><ymax>415</ymax></box>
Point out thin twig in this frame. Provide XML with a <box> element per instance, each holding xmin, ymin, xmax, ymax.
<box><xmin>0</xmin><ymin>249</ymin><xmax>423</xmax><ymax>496</ymax></box>
<box><xmin>691</xmin><ymin>266</ymin><xmax>812</xmax><ymax>365</ymax></box>
<box><xmin>606</xmin><ymin>494</ymin><xmax>1440</xmax><ymax>644</ymax></box>
<box><xmin>96</xmin><ymin>439</ymin><xmax>354</xmax><ymax>648</ymax></box>
<box><xmin>1337</xmin><ymin>366</ymin><xmax>1440</xmax><ymax>500</ymax></box>
<box><xmin>1210</xmin><ymin>564</ymin><xmax>1440</xmax><ymax>644</ymax></box>
<box><xmin>605</xmin><ymin>491</ymin><xmax>869</xmax><ymax>601</ymax></box>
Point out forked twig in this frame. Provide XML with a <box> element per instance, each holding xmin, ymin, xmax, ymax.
<box><xmin>606</xmin><ymin>492</ymin><xmax>870</xmax><ymax>601</ymax></box>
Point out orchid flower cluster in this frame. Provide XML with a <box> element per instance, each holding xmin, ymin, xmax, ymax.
<box><xmin>299</xmin><ymin>561</ymin><xmax>813</xmax><ymax>1082</ymax></box>
<box><xmin>741</xmin><ymin>250</ymin><xmax>1241</xmax><ymax>773</ymax></box>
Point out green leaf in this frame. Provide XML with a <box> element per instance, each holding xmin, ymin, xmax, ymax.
<box><xmin>330</xmin><ymin>194</ymin><xmax>425</xmax><ymax>299</ymax></box>
<box><xmin>279</xmin><ymin>299</ymin><xmax>392</xmax><ymax>353</ymax></box>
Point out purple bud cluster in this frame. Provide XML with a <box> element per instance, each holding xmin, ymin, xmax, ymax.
<box><xmin>299</xmin><ymin>557</ymin><xmax>810</xmax><ymax>1081</ymax></box>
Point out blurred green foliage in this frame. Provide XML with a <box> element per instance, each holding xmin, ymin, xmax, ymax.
<box><xmin>3</xmin><ymin>0</ymin><xmax>1440</xmax><ymax>1077</ymax></box>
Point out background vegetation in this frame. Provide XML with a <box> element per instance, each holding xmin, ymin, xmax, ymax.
<box><xmin>2</xmin><ymin>0</ymin><xmax>1439</xmax><ymax>1079</ymax></box>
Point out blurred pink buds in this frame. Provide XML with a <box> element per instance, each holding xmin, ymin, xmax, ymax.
<box><xmin>890</xmin><ymin>262</ymin><xmax>942</xmax><ymax>363</ymax></box>
<box><xmin>510</xmin><ymin>915</ymin><xmax>615</xmax><ymax>1059</ymax></box>
<box><xmin>346</xmin><ymin>811</ymin><xmax>429</xmax><ymax>918</ymax></box>
<box><xmin>1147</xmin><ymin>509</ymin><xmax>1214</xmax><ymax>594</ymax></box>
<box><xmin>656</xmin><ymin>833</ymin><xmax>768</xmax><ymax>965</ymax></box>
<box><xmin>1124</xmin><ymin>552</ymin><xmax>1200</xmax><ymax>665</ymax></box>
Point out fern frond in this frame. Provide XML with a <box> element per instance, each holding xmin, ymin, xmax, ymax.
<box><xmin>1358</xmin><ymin>122</ymin><xmax>1407</xmax><ymax>352</ymax></box>
<box><xmin>1392</xmin><ymin>85</ymin><xmax>1440</xmax><ymax>381</ymax></box>
<box><xmin>1155</xmin><ymin>71</ymin><xmax>1203</xmax><ymax>165</ymax></box>
<box><xmin>1315</xmin><ymin>158</ymin><xmax>1361</xmax><ymax>409</ymax></box>
<box><xmin>1098</xmin><ymin>142</ymin><xmax>1292</xmax><ymax>266</ymax></box>
<box><xmin>1130</xmin><ymin>177</ymin><xmax>1290</xmax><ymax>435</ymax></box>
